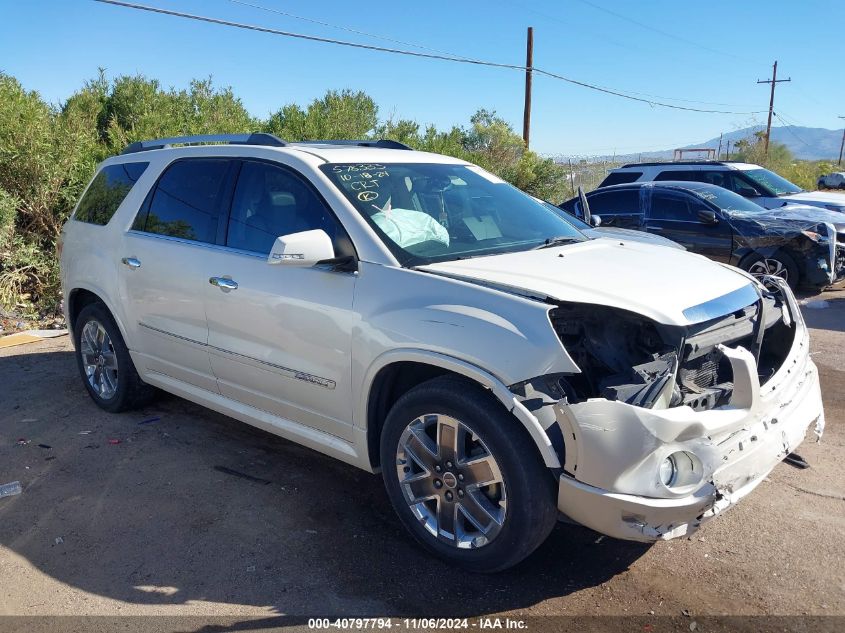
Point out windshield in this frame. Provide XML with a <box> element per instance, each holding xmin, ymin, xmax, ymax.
<box><xmin>322</xmin><ymin>163</ymin><xmax>586</xmax><ymax>265</ymax></box>
<box><xmin>686</xmin><ymin>184</ymin><xmax>767</xmax><ymax>214</ymax></box>
<box><xmin>742</xmin><ymin>168</ymin><xmax>803</xmax><ymax>196</ymax></box>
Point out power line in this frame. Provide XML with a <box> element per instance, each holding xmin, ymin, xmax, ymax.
<box><xmin>572</xmin><ymin>0</ymin><xmax>757</xmax><ymax>63</ymax></box>
<box><xmin>773</xmin><ymin>113</ymin><xmax>812</xmax><ymax>148</ymax></box>
<box><xmin>226</xmin><ymin>0</ymin><xmax>468</xmax><ymax>58</ymax></box>
<box><xmin>92</xmin><ymin>0</ymin><xmax>767</xmax><ymax>116</ymax></box>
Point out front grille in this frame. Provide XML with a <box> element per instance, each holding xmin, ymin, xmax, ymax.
<box><xmin>678</xmin><ymin>351</ymin><xmax>723</xmax><ymax>393</ymax></box>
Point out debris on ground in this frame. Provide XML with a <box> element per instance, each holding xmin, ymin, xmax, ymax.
<box><xmin>0</xmin><ymin>481</ymin><xmax>23</xmax><ymax>498</ymax></box>
<box><xmin>16</xmin><ymin>438</ymin><xmax>29</xmax><ymax>446</ymax></box>
<box><xmin>107</xmin><ymin>439</ymin><xmax>121</xmax><ymax>445</ymax></box>
<box><xmin>138</xmin><ymin>416</ymin><xmax>160</xmax><ymax>425</ymax></box>
<box><xmin>801</xmin><ymin>300</ymin><xmax>830</xmax><ymax>310</ymax></box>
<box><xmin>37</xmin><ymin>444</ymin><xmax>52</xmax><ymax>450</ymax></box>
<box><xmin>784</xmin><ymin>452</ymin><xmax>810</xmax><ymax>469</ymax></box>
<box><xmin>594</xmin><ymin>535</ymin><xmax>606</xmax><ymax>544</ymax></box>
<box><xmin>78</xmin><ymin>430</ymin><xmax>91</xmax><ymax>435</ymax></box>
<box><xmin>0</xmin><ymin>329</ymin><xmax>68</xmax><ymax>349</ymax></box>
<box><xmin>213</xmin><ymin>465</ymin><xmax>271</xmax><ymax>485</ymax></box>
<box><xmin>54</xmin><ymin>537</ymin><xmax>64</xmax><ymax>545</ymax></box>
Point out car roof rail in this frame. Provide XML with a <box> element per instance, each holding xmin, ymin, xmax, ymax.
<box><xmin>290</xmin><ymin>139</ymin><xmax>413</xmax><ymax>150</ymax></box>
<box><xmin>619</xmin><ymin>160</ymin><xmax>735</xmax><ymax>168</ymax></box>
<box><xmin>120</xmin><ymin>132</ymin><xmax>286</xmax><ymax>155</ymax></box>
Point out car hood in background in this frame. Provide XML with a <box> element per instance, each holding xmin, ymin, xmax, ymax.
<box><xmin>584</xmin><ymin>226</ymin><xmax>685</xmax><ymax>250</ymax></box>
<box><xmin>776</xmin><ymin>191</ymin><xmax>845</xmax><ymax>209</ymax></box>
<box><xmin>417</xmin><ymin>239</ymin><xmax>754</xmax><ymax>326</ymax></box>
<box><xmin>727</xmin><ymin>205</ymin><xmax>845</xmax><ymax>235</ymax></box>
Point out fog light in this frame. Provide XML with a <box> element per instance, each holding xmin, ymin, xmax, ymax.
<box><xmin>659</xmin><ymin>451</ymin><xmax>703</xmax><ymax>490</ymax></box>
<box><xmin>659</xmin><ymin>456</ymin><xmax>676</xmax><ymax>486</ymax></box>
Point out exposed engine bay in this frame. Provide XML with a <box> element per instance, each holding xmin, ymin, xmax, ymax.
<box><xmin>537</xmin><ymin>286</ymin><xmax>795</xmax><ymax>411</ymax></box>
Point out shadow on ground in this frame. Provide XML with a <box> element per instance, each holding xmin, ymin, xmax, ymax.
<box><xmin>0</xmin><ymin>347</ymin><xmax>648</xmax><ymax>617</ymax></box>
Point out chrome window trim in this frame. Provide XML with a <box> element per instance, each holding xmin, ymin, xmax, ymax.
<box><xmin>125</xmin><ymin>229</ymin><xmax>266</xmax><ymax>260</ymax></box>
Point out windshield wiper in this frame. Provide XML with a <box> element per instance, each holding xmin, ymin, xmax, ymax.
<box><xmin>533</xmin><ymin>236</ymin><xmax>581</xmax><ymax>250</ymax></box>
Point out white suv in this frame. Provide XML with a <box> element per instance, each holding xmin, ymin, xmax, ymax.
<box><xmin>60</xmin><ymin>134</ymin><xmax>825</xmax><ymax>571</ymax></box>
<box><xmin>602</xmin><ymin>161</ymin><xmax>845</xmax><ymax>213</ymax></box>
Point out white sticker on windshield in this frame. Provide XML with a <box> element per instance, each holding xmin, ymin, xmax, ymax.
<box><xmin>466</xmin><ymin>165</ymin><xmax>506</xmax><ymax>184</ymax></box>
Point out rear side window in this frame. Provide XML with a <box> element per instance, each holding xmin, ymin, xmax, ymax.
<box><xmin>654</xmin><ymin>170</ymin><xmax>701</xmax><ymax>182</ymax></box>
<box><xmin>138</xmin><ymin>159</ymin><xmax>231</xmax><ymax>243</ymax></box>
<box><xmin>649</xmin><ymin>191</ymin><xmax>699</xmax><ymax>221</ymax></box>
<box><xmin>587</xmin><ymin>189</ymin><xmax>641</xmax><ymax>215</ymax></box>
<box><xmin>74</xmin><ymin>162</ymin><xmax>149</xmax><ymax>225</ymax></box>
<box><xmin>598</xmin><ymin>171</ymin><xmax>642</xmax><ymax>187</ymax></box>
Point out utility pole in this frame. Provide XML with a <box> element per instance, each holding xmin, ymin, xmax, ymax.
<box><xmin>838</xmin><ymin>116</ymin><xmax>845</xmax><ymax>166</ymax></box>
<box><xmin>522</xmin><ymin>27</ymin><xmax>534</xmax><ymax>148</ymax></box>
<box><xmin>757</xmin><ymin>60</ymin><xmax>791</xmax><ymax>158</ymax></box>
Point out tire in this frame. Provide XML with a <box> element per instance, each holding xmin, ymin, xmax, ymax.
<box><xmin>380</xmin><ymin>375</ymin><xmax>558</xmax><ymax>572</ymax></box>
<box><xmin>740</xmin><ymin>251</ymin><xmax>799</xmax><ymax>290</ymax></box>
<box><xmin>73</xmin><ymin>302</ymin><xmax>156</xmax><ymax>413</ymax></box>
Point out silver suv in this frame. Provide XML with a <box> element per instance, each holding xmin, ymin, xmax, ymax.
<box><xmin>60</xmin><ymin>134</ymin><xmax>824</xmax><ymax>571</ymax></box>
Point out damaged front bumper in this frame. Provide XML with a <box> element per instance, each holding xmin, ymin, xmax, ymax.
<box><xmin>552</xmin><ymin>285</ymin><xmax>825</xmax><ymax>542</ymax></box>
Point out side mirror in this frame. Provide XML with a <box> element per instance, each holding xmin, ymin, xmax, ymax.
<box><xmin>590</xmin><ymin>215</ymin><xmax>602</xmax><ymax>227</ymax></box>
<box><xmin>697</xmin><ymin>209</ymin><xmax>718</xmax><ymax>224</ymax></box>
<box><xmin>268</xmin><ymin>229</ymin><xmax>335</xmax><ymax>267</ymax></box>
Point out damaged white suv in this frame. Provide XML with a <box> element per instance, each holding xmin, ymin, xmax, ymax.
<box><xmin>60</xmin><ymin>134</ymin><xmax>825</xmax><ymax>572</ymax></box>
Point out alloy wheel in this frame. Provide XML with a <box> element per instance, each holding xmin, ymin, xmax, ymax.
<box><xmin>80</xmin><ymin>319</ymin><xmax>119</xmax><ymax>399</ymax></box>
<box><xmin>747</xmin><ymin>258</ymin><xmax>789</xmax><ymax>283</ymax></box>
<box><xmin>395</xmin><ymin>414</ymin><xmax>507</xmax><ymax>549</ymax></box>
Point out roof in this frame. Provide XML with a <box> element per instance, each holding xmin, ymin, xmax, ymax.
<box><xmin>116</xmin><ymin>133</ymin><xmax>467</xmax><ymax>165</ymax></box>
<box><xmin>587</xmin><ymin>181</ymin><xmax>727</xmax><ymax>194</ymax></box>
<box><xmin>618</xmin><ymin>160</ymin><xmax>760</xmax><ymax>169</ymax></box>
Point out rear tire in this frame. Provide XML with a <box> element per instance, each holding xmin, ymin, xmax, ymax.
<box><xmin>380</xmin><ymin>375</ymin><xmax>558</xmax><ymax>572</ymax></box>
<box><xmin>73</xmin><ymin>302</ymin><xmax>156</xmax><ymax>413</ymax></box>
<box><xmin>740</xmin><ymin>251</ymin><xmax>799</xmax><ymax>290</ymax></box>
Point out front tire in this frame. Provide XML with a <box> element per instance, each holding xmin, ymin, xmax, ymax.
<box><xmin>740</xmin><ymin>251</ymin><xmax>799</xmax><ymax>290</ymax></box>
<box><xmin>73</xmin><ymin>302</ymin><xmax>156</xmax><ymax>413</ymax></box>
<box><xmin>380</xmin><ymin>376</ymin><xmax>558</xmax><ymax>572</ymax></box>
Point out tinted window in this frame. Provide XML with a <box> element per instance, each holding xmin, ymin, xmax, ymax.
<box><xmin>650</xmin><ymin>191</ymin><xmax>699</xmax><ymax>221</ymax></box>
<box><xmin>587</xmin><ymin>189</ymin><xmax>641</xmax><ymax>215</ymax></box>
<box><xmin>598</xmin><ymin>171</ymin><xmax>643</xmax><ymax>187</ymax></box>
<box><xmin>75</xmin><ymin>162</ymin><xmax>149</xmax><ymax>225</ymax></box>
<box><xmin>227</xmin><ymin>161</ymin><xmax>340</xmax><ymax>254</ymax></box>
<box><xmin>654</xmin><ymin>170</ymin><xmax>701</xmax><ymax>182</ymax></box>
<box><xmin>142</xmin><ymin>159</ymin><xmax>230</xmax><ymax>243</ymax></box>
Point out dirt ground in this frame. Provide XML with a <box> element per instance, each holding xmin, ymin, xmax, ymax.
<box><xmin>0</xmin><ymin>286</ymin><xmax>843</xmax><ymax>624</ymax></box>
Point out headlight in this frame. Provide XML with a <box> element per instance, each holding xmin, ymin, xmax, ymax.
<box><xmin>659</xmin><ymin>451</ymin><xmax>704</xmax><ymax>490</ymax></box>
<box><xmin>801</xmin><ymin>230</ymin><xmax>830</xmax><ymax>243</ymax></box>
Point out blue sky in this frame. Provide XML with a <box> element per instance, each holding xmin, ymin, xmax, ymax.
<box><xmin>2</xmin><ymin>0</ymin><xmax>843</xmax><ymax>156</ymax></box>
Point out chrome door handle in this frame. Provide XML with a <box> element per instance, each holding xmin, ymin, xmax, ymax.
<box><xmin>121</xmin><ymin>257</ymin><xmax>141</xmax><ymax>269</ymax></box>
<box><xmin>209</xmin><ymin>276</ymin><xmax>238</xmax><ymax>291</ymax></box>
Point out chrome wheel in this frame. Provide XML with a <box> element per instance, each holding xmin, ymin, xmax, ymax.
<box><xmin>747</xmin><ymin>258</ymin><xmax>789</xmax><ymax>282</ymax></box>
<box><xmin>395</xmin><ymin>414</ymin><xmax>507</xmax><ymax>549</ymax></box>
<box><xmin>80</xmin><ymin>319</ymin><xmax>119</xmax><ymax>399</ymax></box>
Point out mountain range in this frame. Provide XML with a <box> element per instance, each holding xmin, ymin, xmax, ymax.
<box><xmin>566</xmin><ymin>125</ymin><xmax>845</xmax><ymax>162</ymax></box>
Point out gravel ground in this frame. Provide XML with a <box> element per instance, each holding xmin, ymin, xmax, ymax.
<box><xmin>0</xmin><ymin>286</ymin><xmax>843</xmax><ymax>623</ymax></box>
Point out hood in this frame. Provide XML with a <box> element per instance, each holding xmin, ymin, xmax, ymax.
<box><xmin>729</xmin><ymin>205</ymin><xmax>845</xmax><ymax>233</ymax></box>
<box><xmin>586</xmin><ymin>227</ymin><xmax>685</xmax><ymax>250</ymax></box>
<box><xmin>417</xmin><ymin>239</ymin><xmax>755</xmax><ymax>326</ymax></box>
<box><xmin>776</xmin><ymin>191</ymin><xmax>845</xmax><ymax>210</ymax></box>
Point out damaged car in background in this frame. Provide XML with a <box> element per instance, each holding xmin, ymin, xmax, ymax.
<box><xmin>560</xmin><ymin>181</ymin><xmax>845</xmax><ymax>289</ymax></box>
<box><xmin>61</xmin><ymin>135</ymin><xmax>825</xmax><ymax>572</ymax></box>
